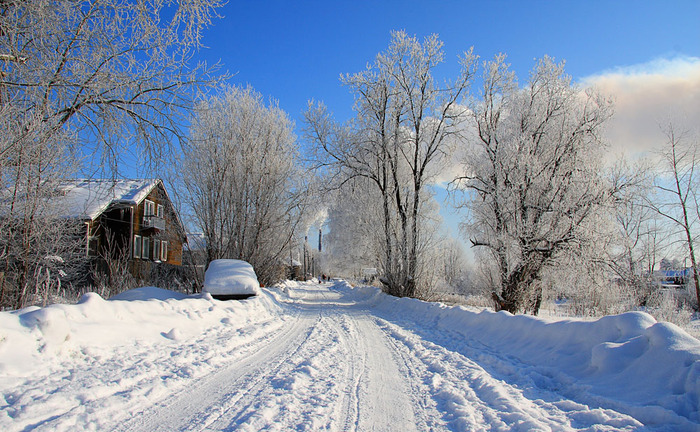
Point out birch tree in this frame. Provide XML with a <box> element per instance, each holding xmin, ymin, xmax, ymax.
<box><xmin>178</xmin><ymin>86</ymin><xmax>310</xmax><ymax>286</ymax></box>
<box><xmin>453</xmin><ymin>55</ymin><xmax>614</xmax><ymax>314</ymax></box>
<box><xmin>305</xmin><ymin>30</ymin><xmax>477</xmax><ymax>298</ymax></box>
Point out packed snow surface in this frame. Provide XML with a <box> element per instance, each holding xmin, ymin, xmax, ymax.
<box><xmin>202</xmin><ymin>259</ymin><xmax>260</xmax><ymax>296</ymax></box>
<box><xmin>0</xmin><ymin>280</ymin><xmax>698</xmax><ymax>431</ymax></box>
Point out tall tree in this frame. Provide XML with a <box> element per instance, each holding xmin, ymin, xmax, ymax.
<box><xmin>305</xmin><ymin>30</ymin><xmax>476</xmax><ymax>298</ymax></box>
<box><xmin>178</xmin><ymin>86</ymin><xmax>310</xmax><ymax>286</ymax></box>
<box><xmin>0</xmin><ymin>0</ymin><xmax>224</xmax><ymax>309</ymax></box>
<box><xmin>607</xmin><ymin>160</ymin><xmax>664</xmax><ymax>305</ymax></box>
<box><xmin>453</xmin><ymin>55</ymin><xmax>614</xmax><ymax>314</ymax></box>
<box><xmin>0</xmin><ymin>0</ymin><xmax>224</xmax><ymax>170</ymax></box>
<box><xmin>648</xmin><ymin>125</ymin><xmax>699</xmax><ymax>308</ymax></box>
<box><xmin>322</xmin><ymin>177</ymin><xmax>383</xmax><ymax>278</ymax></box>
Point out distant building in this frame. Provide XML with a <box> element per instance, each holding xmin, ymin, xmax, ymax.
<box><xmin>362</xmin><ymin>267</ymin><xmax>378</xmax><ymax>283</ymax></box>
<box><xmin>654</xmin><ymin>268</ymin><xmax>691</xmax><ymax>288</ymax></box>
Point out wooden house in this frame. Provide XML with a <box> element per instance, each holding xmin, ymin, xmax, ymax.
<box><xmin>56</xmin><ymin>179</ymin><xmax>187</xmax><ymax>280</ymax></box>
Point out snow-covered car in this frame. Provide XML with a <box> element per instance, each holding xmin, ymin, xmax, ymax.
<box><xmin>202</xmin><ymin>259</ymin><xmax>261</xmax><ymax>300</ymax></box>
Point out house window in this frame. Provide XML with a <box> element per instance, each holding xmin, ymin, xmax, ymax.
<box><xmin>161</xmin><ymin>241</ymin><xmax>168</xmax><ymax>262</ymax></box>
<box><xmin>144</xmin><ymin>200</ymin><xmax>155</xmax><ymax>217</ymax></box>
<box><xmin>157</xmin><ymin>204</ymin><xmax>164</xmax><ymax>218</ymax></box>
<box><xmin>153</xmin><ymin>239</ymin><xmax>160</xmax><ymax>262</ymax></box>
<box><xmin>133</xmin><ymin>235</ymin><xmax>141</xmax><ymax>259</ymax></box>
<box><xmin>142</xmin><ymin>237</ymin><xmax>150</xmax><ymax>260</ymax></box>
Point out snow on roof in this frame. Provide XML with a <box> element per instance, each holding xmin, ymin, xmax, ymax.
<box><xmin>54</xmin><ymin>179</ymin><xmax>160</xmax><ymax>221</ymax></box>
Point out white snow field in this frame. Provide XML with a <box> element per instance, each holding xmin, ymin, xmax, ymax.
<box><xmin>0</xmin><ymin>281</ymin><xmax>698</xmax><ymax>431</ymax></box>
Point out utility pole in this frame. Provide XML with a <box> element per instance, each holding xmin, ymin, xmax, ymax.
<box><xmin>303</xmin><ymin>235</ymin><xmax>308</xmax><ymax>281</ymax></box>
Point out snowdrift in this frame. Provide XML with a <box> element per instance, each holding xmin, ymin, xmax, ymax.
<box><xmin>0</xmin><ymin>288</ymin><xmax>279</xmax><ymax>378</ymax></box>
<box><xmin>344</xmin><ymin>282</ymin><xmax>700</xmax><ymax>429</ymax></box>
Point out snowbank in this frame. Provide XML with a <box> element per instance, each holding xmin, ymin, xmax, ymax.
<box><xmin>362</xmin><ymin>284</ymin><xmax>700</xmax><ymax>429</ymax></box>
<box><xmin>109</xmin><ymin>286</ymin><xmax>189</xmax><ymax>301</ymax></box>
<box><xmin>202</xmin><ymin>259</ymin><xmax>260</xmax><ymax>296</ymax></box>
<box><xmin>0</xmin><ymin>287</ymin><xmax>279</xmax><ymax>379</ymax></box>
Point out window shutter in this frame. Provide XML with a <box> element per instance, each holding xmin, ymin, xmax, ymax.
<box><xmin>161</xmin><ymin>241</ymin><xmax>168</xmax><ymax>262</ymax></box>
<box><xmin>157</xmin><ymin>204</ymin><xmax>164</xmax><ymax>218</ymax></box>
<box><xmin>142</xmin><ymin>237</ymin><xmax>149</xmax><ymax>260</ymax></box>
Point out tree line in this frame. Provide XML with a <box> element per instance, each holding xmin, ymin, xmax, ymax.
<box><xmin>0</xmin><ymin>2</ymin><xmax>697</xmax><ymax>318</ymax></box>
<box><xmin>309</xmin><ymin>31</ymin><xmax>699</xmax><ymax>316</ymax></box>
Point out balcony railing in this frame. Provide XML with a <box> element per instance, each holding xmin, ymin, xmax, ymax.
<box><xmin>142</xmin><ymin>215</ymin><xmax>166</xmax><ymax>230</ymax></box>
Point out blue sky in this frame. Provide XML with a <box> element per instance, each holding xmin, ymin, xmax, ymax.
<box><xmin>197</xmin><ymin>0</ymin><xmax>699</xmax><ymax>123</ymax></box>
<box><xmin>192</xmin><ymin>0</ymin><xmax>700</xmax><ymax>247</ymax></box>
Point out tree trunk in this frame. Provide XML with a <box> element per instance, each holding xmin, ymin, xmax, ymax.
<box><xmin>500</xmin><ymin>259</ymin><xmax>544</xmax><ymax>314</ymax></box>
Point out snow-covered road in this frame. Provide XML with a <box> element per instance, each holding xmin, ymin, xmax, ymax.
<box><xmin>106</xmin><ymin>283</ymin><xmax>641</xmax><ymax>431</ymax></box>
<box><xmin>2</xmin><ymin>281</ymin><xmax>699</xmax><ymax>431</ymax></box>
<box><xmin>115</xmin><ymin>285</ymin><xmax>420</xmax><ymax>431</ymax></box>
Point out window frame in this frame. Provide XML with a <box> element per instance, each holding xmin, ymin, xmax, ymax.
<box><xmin>142</xmin><ymin>237</ymin><xmax>150</xmax><ymax>260</ymax></box>
<box><xmin>133</xmin><ymin>235</ymin><xmax>141</xmax><ymax>259</ymax></box>
<box><xmin>160</xmin><ymin>241</ymin><xmax>168</xmax><ymax>262</ymax></box>
<box><xmin>144</xmin><ymin>199</ymin><xmax>155</xmax><ymax>217</ymax></box>
<box><xmin>153</xmin><ymin>239</ymin><xmax>161</xmax><ymax>262</ymax></box>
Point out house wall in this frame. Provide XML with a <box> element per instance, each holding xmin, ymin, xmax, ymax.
<box><xmin>86</xmin><ymin>182</ymin><xmax>187</xmax><ymax>285</ymax></box>
<box><xmin>131</xmin><ymin>183</ymin><xmax>185</xmax><ymax>268</ymax></box>
<box><xmin>86</xmin><ymin>206</ymin><xmax>132</xmax><ymax>260</ymax></box>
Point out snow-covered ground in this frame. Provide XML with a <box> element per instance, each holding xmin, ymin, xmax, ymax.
<box><xmin>1</xmin><ymin>281</ymin><xmax>698</xmax><ymax>431</ymax></box>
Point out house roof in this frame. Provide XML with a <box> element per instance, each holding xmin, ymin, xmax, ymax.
<box><xmin>55</xmin><ymin>179</ymin><xmax>161</xmax><ymax>221</ymax></box>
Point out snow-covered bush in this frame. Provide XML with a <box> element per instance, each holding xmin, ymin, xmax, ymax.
<box><xmin>646</xmin><ymin>289</ymin><xmax>694</xmax><ymax>329</ymax></box>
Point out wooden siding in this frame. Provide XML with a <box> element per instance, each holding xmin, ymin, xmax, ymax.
<box><xmin>85</xmin><ymin>181</ymin><xmax>187</xmax><ymax>283</ymax></box>
<box><xmin>132</xmin><ymin>183</ymin><xmax>185</xmax><ymax>266</ymax></box>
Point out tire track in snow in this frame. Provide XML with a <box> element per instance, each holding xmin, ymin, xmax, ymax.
<box><xmin>287</xmin><ymin>285</ymin><xmax>420</xmax><ymax>431</ymax></box>
<box><xmin>343</xmin><ymin>311</ymin><xmax>420</xmax><ymax>431</ymax></box>
<box><xmin>112</xmin><ymin>310</ymin><xmax>318</xmax><ymax>432</ymax></box>
<box><xmin>324</xmin><ymin>311</ymin><xmax>362</xmax><ymax>432</ymax></box>
<box><xmin>215</xmin><ymin>301</ymin><xmax>364</xmax><ymax>430</ymax></box>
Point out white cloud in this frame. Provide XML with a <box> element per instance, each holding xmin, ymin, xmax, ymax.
<box><xmin>581</xmin><ymin>56</ymin><xmax>700</xmax><ymax>160</ymax></box>
<box><xmin>431</xmin><ymin>56</ymin><xmax>700</xmax><ymax>184</ymax></box>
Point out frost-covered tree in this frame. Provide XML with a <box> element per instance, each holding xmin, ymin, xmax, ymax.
<box><xmin>0</xmin><ymin>127</ymin><xmax>86</xmax><ymax>309</ymax></box>
<box><xmin>0</xmin><ymin>0</ymin><xmax>224</xmax><ymax>171</ymax></box>
<box><xmin>648</xmin><ymin>125</ymin><xmax>699</xmax><ymax>308</ymax></box>
<box><xmin>0</xmin><ymin>0</ymin><xmax>224</xmax><ymax>309</ymax></box>
<box><xmin>441</xmin><ymin>238</ymin><xmax>469</xmax><ymax>292</ymax></box>
<box><xmin>606</xmin><ymin>160</ymin><xmax>665</xmax><ymax>305</ymax></box>
<box><xmin>178</xmin><ymin>86</ymin><xmax>310</xmax><ymax>286</ymax></box>
<box><xmin>453</xmin><ymin>55</ymin><xmax>614</xmax><ymax>314</ymax></box>
<box><xmin>305</xmin><ymin>30</ymin><xmax>477</xmax><ymax>298</ymax></box>
<box><xmin>323</xmin><ymin>177</ymin><xmax>383</xmax><ymax>278</ymax></box>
